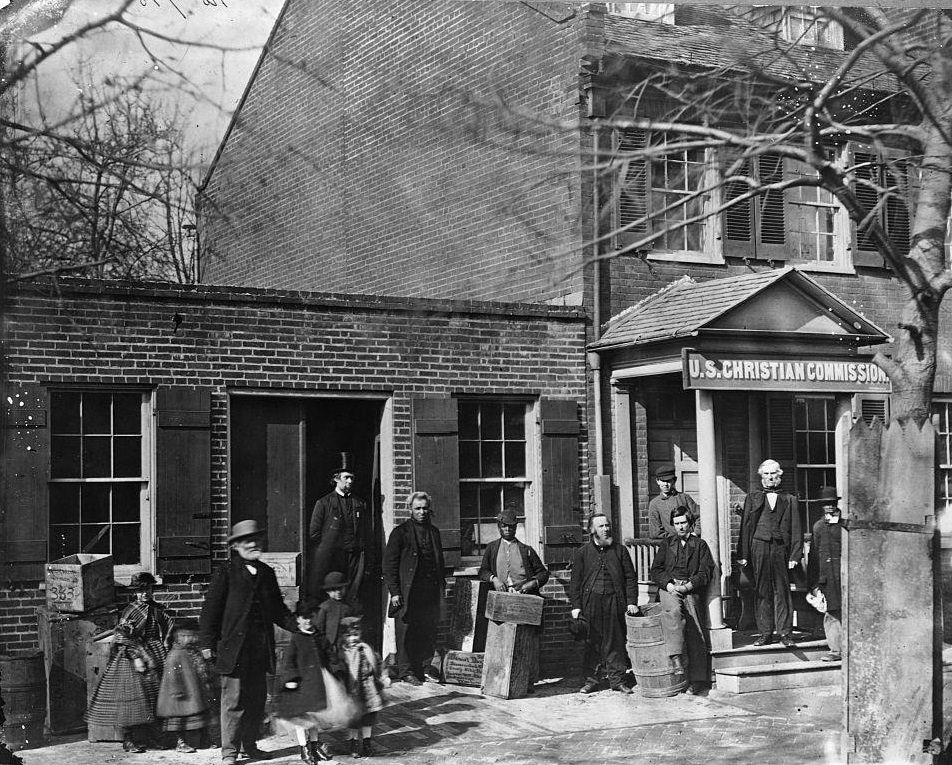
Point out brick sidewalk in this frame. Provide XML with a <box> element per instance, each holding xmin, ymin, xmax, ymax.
<box><xmin>13</xmin><ymin>677</ymin><xmax>843</xmax><ymax>765</ymax></box>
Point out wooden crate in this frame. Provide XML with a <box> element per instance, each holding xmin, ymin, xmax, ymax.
<box><xmin>45</xmin><ymin>554</ymin><xmax>114</xmax><ymax>613</ymax></box>
<box><xmin>441</xmin><ymin>650</ymin><xmax>484</xmax><ymax>687</ymax></box>
<box><xmin>480</xmin><ymin>621</ymin><xmax>539</xmax><ymax>699</ymax></box>
<box><xmin>259</xmin><ymin>553</ymin><xmax>300</xmax><ymax>587</ymax></box>
<box><xmin>484</xmin><ymin>590</ymin><xmax>543</xmax><ymax>626</ymax></box>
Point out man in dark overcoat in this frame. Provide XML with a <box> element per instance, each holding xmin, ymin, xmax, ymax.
<box><xmin>383</xmin><ymin>491</ymin><xmax>445</xmax><ymax>685</ymax></box>
<box><xmin>478</xmin><ymin>508</ymin><xmax>549</xmax><ymax>595</ymax></box>
<box><xmin>200</xmin><ymin>520</ymin><xmax>305</xmax><ymax>765</ymax></box>
<box><xmin>650</xmin><ymin>508</ymin><xmax>716</xmax><ymax>694</ymax></box>
<box><xmin>808</xmin><ymin>486</ymin><xmax>843</xmax><ymax>661</ymax></box>
<box><xmin>308</xmin><ymin>456</ymin><xmax>382</xmax><ymax>646</ymax></box>
<box><xmin>737</xmin><ymin>458</ymin><xmax>803</xmax><ymax>647</ymax></box>
<box><xmin>569</xmin><ymin>513</ymin><xmax>639</xmax><ymax>694</ymax></box>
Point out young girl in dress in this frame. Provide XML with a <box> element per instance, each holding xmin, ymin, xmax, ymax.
<box><xmin>156</xmin><ymin>619</ymin><xmax>211</xmax><ymax>753</ymax></box>
<box><xmin>86</xmin><ymin>572</ymin><xmax>174</xmax><ymax>752</ymax></box>
<box><xmin>338</xmin><ymin>616</ymin><xmax>387</xmax><ymax>759</ymax></box>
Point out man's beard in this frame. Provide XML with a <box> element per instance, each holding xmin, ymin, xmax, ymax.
<box><xmin>593</xmin><ymin>531</ymin><xmax>613</xmax><ymax>546</ymax></box>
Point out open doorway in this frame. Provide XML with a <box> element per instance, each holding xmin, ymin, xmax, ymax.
<box><xmin>229</xmin><ymin>394</ymin><xmax>387</xmax><ymax>650</ymax></box>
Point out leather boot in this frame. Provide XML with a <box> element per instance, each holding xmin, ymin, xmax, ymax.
<box><xmin>309</xmin><ymin>741</ymin><xmax>332</xmax><ymax>762</ymax></box>
<box><xmin>300</xmin><ymin>744</ymin><xmax>316</xmax><ymax>764</ymax></box>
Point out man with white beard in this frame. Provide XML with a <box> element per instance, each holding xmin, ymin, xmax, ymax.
<box><xmin>568</xmin><ymin>514</ymin><xmax>640</xmax><ymax>694</ymax></box>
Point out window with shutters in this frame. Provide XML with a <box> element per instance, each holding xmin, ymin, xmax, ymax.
<box><xmin>850</xmin><ymin>144</ymin><xmax>913</xmax><ymax>268</ymax></box>
<box><xmin>616</xmin><ymin>129</ymin><xmax>721</xmax><ymax>263</ymax></box>
<box><xmin>458</xmin><ymin>400</ymin><xmax>532</xmax><ymax>558</ymax></box>
<box><xmin>48</xmin><ymin>390</ymin><xmax>152</xmax><ymax>572</ymax></box>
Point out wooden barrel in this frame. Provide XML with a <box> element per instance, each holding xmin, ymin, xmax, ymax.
<box><xmin>0</xmin><ymin>652</ymin><xmax>47</xmax><ymax>750</ymax></box>
<box><xmin>626</xmin><ymin>604</ymin><xmax>688</xmax><ymax>698</ymax></box>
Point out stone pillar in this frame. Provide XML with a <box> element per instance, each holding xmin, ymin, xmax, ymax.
<box><xmin>695</xmin><ymin>389</ymin><xmax>724</xmax><ymax>631</ymax></box>
<box><xmin>844</xmin><ymin>419</ymin><xmax>937</xmax><ymax>763</ymax></box>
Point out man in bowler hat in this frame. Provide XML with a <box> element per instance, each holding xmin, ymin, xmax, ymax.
<box><xmin>200</xmin><ymin>520</ymin><xmax>307</xmax><ymax>764</ymax></box>
<box><xmin>647</xmin><ymin>465</ymin><xmax>701</xmax><ymax>538</ymax></box>
<box><xmin>478</xmin><ymin>508</ymin><xmax>549</xmax><ymax>595</ymax></box>
<box><xmin>807</xmin><ymin>486</ymin><xmax>843</xmax><ymax>661</ymax></box>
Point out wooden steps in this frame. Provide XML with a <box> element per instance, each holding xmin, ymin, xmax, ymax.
<box><xmin>715</xmin><ymin>659</ymin><xmax>841</xmax><ymax>693</ymax></box>
<box><xmin>712</xmin><ymin>638</ymin><xmax>829</xmax><ymax>669</ymax></box>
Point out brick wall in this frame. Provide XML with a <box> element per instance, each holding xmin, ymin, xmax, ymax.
<box><xmin>201</xmin><ymin>0</ymin><xmax>589</xmax><ymax>305</ymax></box>
<box><xmin>0</xmin><ymin>279</ymin><xmax>588</xmax><ymax>666</ymax></box>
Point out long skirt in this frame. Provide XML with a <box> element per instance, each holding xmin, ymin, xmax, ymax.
<box><xmin>87</xmin><ymin>653</ymin><xmax>159</xmax><ymax>729</ymax></box>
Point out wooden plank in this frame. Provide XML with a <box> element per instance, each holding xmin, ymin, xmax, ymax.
<box><xmin>539</xmin><ymin>398</ymin><xmax>581</xmax><ymax>562</ymax></box>
<box><xmin>480</xmin><ymin>621</ymin><xmax>539</xmax><ymax>699</ymax></box>
<box><xmin>484</xmin><ymin>590</ymin><xmax>543</xmax><ymax>626</ymax></box>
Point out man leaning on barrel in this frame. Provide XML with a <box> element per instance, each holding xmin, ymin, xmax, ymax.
<box><xmin>569</xmin><ymin>513</ymin><xmax>639</xmax><ymax>694</ymax></box>
<box><xmin>649</xmin><ymin>508</ymin><xmax>716</xmax><ymax>695</ymax></box>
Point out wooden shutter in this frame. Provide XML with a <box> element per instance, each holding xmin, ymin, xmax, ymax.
<box><xmin>854</xmin><ymin>394</ymin><xmax>890</xmax><ymax>426</ymax></box>
<box><xmin>851</xmin><ymin>144</ymin><xmax>910</xmax><ymax>269</ymax></box>
<box><xmin>754</xmin><ymin>153</ymin><xmax>790</xmax><ymax>261</ymax></box>
<box><xmin>617</xmin><ymin>128</ymin><xmax>650</xmax><ymax>238</ymax></box>
<box><xmin>539</xmin><ymin>398</ymin><xmax>583</xmax><ymax>563</ymax></box>
<box><xmin>882</xmin><ymin>148</ymin><xmax>912</xmax><ymax>265</ymax></box>
<box><xmin>766</xmin><ymin>396</ymin><xmax>796</xmax><ymax>493</ymax></box>
<box><xmin>1</xmin><ymin>384</ymin><xmax>50</xmax><ymax>581</ymax></box>
<box><xmin>723</xmin><ymin>156</ymin><xmax>756</xmax><ymax>257</ymax></box>
<box><xmin>411</xmin><ymin>396</ymin><xmax>461</xmax><ymax>568</ymax></box>
<box><xmin>155</xmin><ymin>387</ymin><xmax>211</xmax><ymax>575</ymax></box>
<box><xmin>850</xmin><ymin>147</ymin><xmax>885</xmax><ymax>267</ymax></box>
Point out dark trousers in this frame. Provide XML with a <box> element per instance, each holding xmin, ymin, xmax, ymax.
<box><xmin>658</xmin><ymin>588</ymin><xmax>710</xmax><ymax>682</ymax></box>
<box><xmin>395</xmin><ymin>578</ymin><xmax>440</xmax><ymax>679</ymax></box>
<box><xmin>220</xmin><ymin>638</ymin><xmax>268</xmax><ymax>760</ymax></box>
<box><xmin>582</xmin><ymin>591</ymin><xmax>628</xmax><ymax>687</ymax></box>
<box><xmin>750</xmin><ymin>539</ymin><xmax>793</xmax><ymax>637</ymax></box>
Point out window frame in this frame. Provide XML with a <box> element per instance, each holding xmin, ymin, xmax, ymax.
<box><xmin>456</xmin><ymin>397</ymin><xmax>539</xmax><ymax>565</ymax></box>
<box><xmin>752</xmin><ymin>5</ymin><xmax>844</xmax><ymax>49</ymax></box>
<box><xmin>47</xmin><ymin>387</ymin><xmax>155</xmax><ymax>579</ymax></box>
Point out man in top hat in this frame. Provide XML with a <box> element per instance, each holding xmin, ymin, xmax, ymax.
<box><xmin>383</xmin><ymin>491</ymin><xmax>445</xmax><ymax>685</ymax></box>
<box><xmin>308</xmin><ymin>453</ymin><xmax>382</xmax><ymax>644</ymax></box>
<box><xmin>569</xmin><ymin>513</ymin><xmax>639</xmax><ymax>694</ymax></box>
<box><xmin>200</xmin><ymin>520</ymin><xmax>307</xmax><ymax>765</ymax></box>
<box><xmin>807</xmin><ymin>486</ymin><xmax>843</xmax><ymax>662</ymax></box>
<box><xmin>736</xmin><ymin>459</ymin><xmax>802</xmax><ymax>647</ymax></box>
<box><xmin>478</xmin><ymin>509</ymin><xmax>549</xmax><ymax>595</ymax></box>
<box><xmin>647</xmin><ymin>464</ymin><xmax>701</xmax><ymax>538</ymax></box>
<box><xmin>650</xmin><ymin>508</ymin><xmax>716</xmax><ymax>694</ymax></box>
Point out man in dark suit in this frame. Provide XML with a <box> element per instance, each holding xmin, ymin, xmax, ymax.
<box><xmin>200</xmin><ymin>520</ymin><xmax>306</xmax><ymax>765</ymax></box>
<box><xmin>308</xmin><ymin>455</ymin><xmax>381</xmax><ymax>642</ymax></box>
<box><xmin>807</xmin><ymin>486</ymin><xmax>843</xmax><ymax>662</ymax></box>
<box><xmin>383</xmin><ymin>491</ymin><xmax>445</xmax><ymax>685</ymax></box>
<box><xmin>569</xmin><ymin>513</ymin><xmax>639</xmax><ymax>694</ymax></box>
<box><xmin>650</xmin><ymin>508</ymin><xmax>716</xmax><ymax>694</ymax></box>
<box><xmin>737</xmin><ymin>459</ymin><xmax>803</xmax><ymax>647</ymax></box>
<box><xmin>478</xmin><ymin>508</ymin><xmax>549</xmax><ymax>595</ymax></box>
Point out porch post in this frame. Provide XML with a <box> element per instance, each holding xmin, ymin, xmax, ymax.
<box><xmin>695</xmin><ymin>389</ymin><xmax>725</xmax><ymax>630</ymax></box>
<box><xmin>612</xmin><ymin>383</ymin><xmax>636</xmax><ymax>543</ymax></box>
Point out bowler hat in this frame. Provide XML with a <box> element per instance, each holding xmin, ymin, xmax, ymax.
<box><xmin>497</xmin><ymin>509</ymin><xmax>519</xmax><ymax>526</ymax></box>
<box><xmin>322</xmin><ymin>571</ymin><xmax>349</xmax><ymax>591</ymax></box>
<box><xmin>129</xmin><ymin>572</ymin><xmax>157</xmax><ymax>589</ymax></box>
<box><xmin>817</xmin><ymin>486</ymin><xmax>840</xmax><ymax>505</ymax></box>
<box><xmin>227</xmin><ymin>519</ymin><xmax>265</xmax><ymax>544</ymax></box>
<box><xmin>655</xmin><ymin>464</ymin><xmax>677</xmax><ymax>480</ymax></box>
<box><xmin>569</xmin><ymin>614</ymin><xmax>589</xmax><ymax>641</ymax></box>
<box><xmin>340</xmin><ymin>615</ymin><xmax>363</xmax><ymax>633</ymax></box>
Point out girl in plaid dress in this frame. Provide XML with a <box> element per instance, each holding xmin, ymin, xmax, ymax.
<box><xmin>86</xmin><ymin>572</ymin><xmax>174</xmax><ymax>752</ymax></box>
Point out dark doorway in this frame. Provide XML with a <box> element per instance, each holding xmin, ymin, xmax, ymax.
<box><xmin>230</xmin><ymin>395</ymin><xmax>387</xmax><ymax>650</ymax></box>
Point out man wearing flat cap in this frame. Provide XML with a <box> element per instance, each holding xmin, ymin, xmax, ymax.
<box><xmin>478</xmin><ymin>509</ymin><xmax>549</xmax><ymax>596</ymax></box>
<box><xmin>807</xmin><ymin>486</ymin><xmax>843</xmax><ymax>662</ymax></box>
<box><xmin>648</xmin><ymin>465</ymin><xmax>701</xmax><ymax>539</ymax></box>
<box><xmin>308</xmin><ymin>454</ymin><xmax>382</xmax><ymax>646</ymax></box>
<box><xmin>200</xmin><ymin>520</ymin><xmax>307</xmax><ymax>765</ymax></box>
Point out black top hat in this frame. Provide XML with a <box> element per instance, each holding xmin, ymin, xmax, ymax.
<box><xmin>129</xmin><ymin>572</ymin><xmax>157</xmax><ymax>589</ymax></box>
<box><xmin>322</xmin><ymin>571</ymin><xmax>349</xmax><ymax>591</ymax></box>
<box><xmin>817</xmin><ymin>486</ymin><xmax>841</xmax><ymax>505</ymax></box>
<box><xmin>655</xmin><ymin>464</ymin><xmax>677</xmax><ymax>480</ymax></box>
<box><xmin>227</xmin><ymin>519</ymin><xmax>266</xmax><ymax>544</ymax></box>
<box><xmin>334</xmin><ymin>452</ymin><xmax>354</xmax><ymax>475</ymax></box>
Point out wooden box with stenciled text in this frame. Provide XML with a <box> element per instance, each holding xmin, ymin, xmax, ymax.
<box><xmin>45</xmin><ymin>554</ymin><xmax>114</xmax><ymax>613</ymax></box>
<box><xmin>484</xmin><ymin>590</ymin><xmax>543</xmax><ymax>626</ymax></box>
<box><xmin>258</xmin><ymin>552</ymin><xmax>300</xmax><ymax>587</ymax></box>
<box><xmin>441</xmin><ymin>650</ymin><xmax>484</xmax><ymax>687</ymax></box>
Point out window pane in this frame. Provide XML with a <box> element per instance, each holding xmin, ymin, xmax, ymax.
<box><xmin>113</xmin><ymin>436</ymin><xmax>142</xmax><ymax>478</ymax></box>
<box><xmin>460</xmin><ymin>520</ymin><xmax>477</xmax><ymax>557</ymax></box>
<box><xmin>83</xmin><ymin>393</ymin><xmax>111</xmax><ymax>434</ymax></box>
<box><xmin>481</xmin><ymin>403</ymin><xmax>502</xmax><ymax>440</ymax></box>
<box><xmin>80</xmin><ymin>524</ymin><xmax>110</xmax><ymax>555</ymax></box>
<box><xmin>503</xmin><ymin>404</ymin><xmax>525</xmax><ymax>440</ymax></box>
<box><xmin>459</xmin><ymin>404</ymin><xmax>478</xmax><ymax>441</ymax></box>
<box><xmin>112</xmin><ymin>483</ymin><xmax>141</xmax><ymax>523</ymax></box>
<box><xmin>807</xmin><ymin>398</ymin><xmax>826</xmax><ymax>430</ymax></box>
<box><xmin>795</xmin><ymin>399</ymin><xmax>807</xmax><ymax>430</ymax></box>
<box><xmin>83</xmin><ymin>436</ymin><xmax>111</xmax><ymax>477</ymax></box>
<box><xmin>51</xmin><ymin>436</ymin><xmax>81</xmax><ymax>478</ymax></box>
<box><xmin>808</xmin><ymin>432</ymin><xmax>826</xmax><ymax>464</ymax></box>
<box><xmin>502</xmin><ymin>485</ymin><xmax>524</xmax><ymax>517</ymax></box>
<box><xmin>459</xmin><ymin>442</ymin><xmax>479</xmax><ymax>479</ymax></box>
<box><xmin>479</xmin><ymin>485</ymin><xmax>501</xmax><ymax>518</ymax></box>
<box><xmin>112</xmin><ymin>524</ymin><xmax>140</xmax><ymax>565</ymax></box>
<box><xmin>504</xmin><ymin>442</ymin><xmax>526</xmax><ymax>478</ymax></box>
<box><xmin>113</xmin><ymin>393</ymin><xmax>141</xmax><ymax>435</ymax></box>
<box><xmin>49</xmin><ymin>525</ymin><xmax>79</xmax><ymax>561</ymax></box>
<box><xmin>460</xmin><ymin>484</ymin><xmax>479</xmax><ymax>520</ymax></box>
<box><xmin>50</xmin><ymin>392</ymin><xmax>81</xmax><ymax>434</ymax></box>
<box><xmin>481</xmin><ymin>442</ymin><xmax>503</xmax><ymax>477</ymax></box>
<box><xmin>49</xmin><ymin>483</ymin><xmax>80</xmax><ymax>524</ymax></box>
<box><xmin>82</xmin><ymin>483</ymin><xmax>110</xmax><ymax>524</ymax></box>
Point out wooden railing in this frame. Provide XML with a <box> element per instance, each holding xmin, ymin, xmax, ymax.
<box><xmin>624</xmin><ymin>538</ymin><xmax>661</xmax><ymax>604</ymax></box>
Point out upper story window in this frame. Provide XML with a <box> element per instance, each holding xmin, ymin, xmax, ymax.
<box><xmin>607</xmin><ymin>3</ymin><xmax>674</xmax><ymax>23</ymax></box>
<box><xmin>752</xmin><ymin>5</ymin><xmax>843</xmax><ymax>49</ymax></box>
<box><xmin>49</xmin><ymin>390</ymin><xmax>152</xmax><ymax>571</ymax></box>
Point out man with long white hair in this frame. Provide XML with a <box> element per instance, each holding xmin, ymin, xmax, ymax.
<box><xmin>736</xmin><ymin>459</ymin><xmax>802</xmax><ymax>646</ymax></box>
